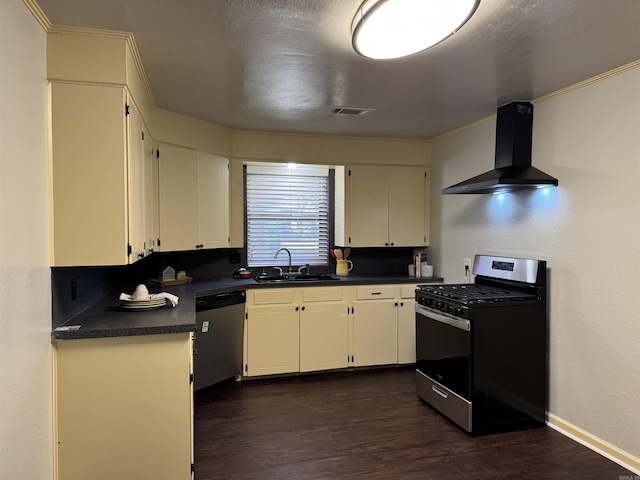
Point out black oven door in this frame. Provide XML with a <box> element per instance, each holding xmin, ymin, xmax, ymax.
<box><xmin>415</xmin><ymin>303</ymin><xmax>471</xmax><ymax>400</ymax></box>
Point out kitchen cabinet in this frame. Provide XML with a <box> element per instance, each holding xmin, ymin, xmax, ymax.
<box><xmin>53</xmin><ymin>333</ymin><xmax>194</xmax><ymax>480</ymax></box>
<box><xmin>49</xmin><ymin>82</ymin><xmax>154</xmax><ymax>266</ymax></box>
<box><xmin>397</xmin><ymin>284</ymin><xmax>419</xmax><ymax>364</ymax></box>
<box><xmin>243</xmin><ymin>282</ymin><xmax>436</xmax><ymax>377</ymax></box>
<box><xmin>343</xmin><ymin>165</ymin><xmax>429</xmax><ymax>247</ymax></box>
<box><xmin>127</xmin><ymin>102</ymin><xmax>155</xmax><ymax>260</ymax></box>
<box><xmin>352</xmin><ymin>285</ymin><xmax>398</xmax><ymax>367</ymax></box>
<box><xmin>299</xmin><ymin>288</ymin><xmax>349</xmax><ymax>372</ymax></box>
<box><xmin>245</xmin><ymin>289</ymin><xmax>300</xmax><ymax>376</ymax></box>
<box><xmin>244</xmin><ymin>287</ymin><xmax>348</xmax><ymax>376</ymax></box>
<box><xmin>158</xmin><ymin>144</ymin><xmax>229</xmax><ymax>252</ymax></box>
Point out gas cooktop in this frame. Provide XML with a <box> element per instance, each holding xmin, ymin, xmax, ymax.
<box><xmin>417</xmin><ymin>283</ymin><xmax>537</xmax><ymax>305</ymax></box>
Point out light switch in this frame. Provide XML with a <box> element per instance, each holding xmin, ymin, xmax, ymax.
<box><xmin>202</xmin><ymin>321</ymin><xmax>209</xmax><ymax>333</ymax></box>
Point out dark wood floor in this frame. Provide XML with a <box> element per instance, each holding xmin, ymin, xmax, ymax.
<box><xmin>194</xmin><ymin>367</ymin><xmax>632</xmax><ymax>480</ymax></box>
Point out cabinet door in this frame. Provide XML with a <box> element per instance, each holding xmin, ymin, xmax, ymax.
<box><xmin>126</xmin><ymin>101</ymin><xmax>146</xmax><ymax>261</ymax></box>
<box><xmin>397</xmin><ymin>285</ymin><xmax>418</xmax><ymax>364</ymax></box>
<box><xmin>198</xmin><ymin>152</ymin><xmax>229</xmax><ymax>249</ymax></box>
<box><xmin>397</xmin><ymin>300</ymin><xmax>416</xmax><ymax>364</ymax></box>
<box><xmin>388</xmin><ymin>166</ymin><xmax>426</xmax><ymax>247</ymax></box>
<box><xmin>54</xmin><ymin>333</ymin><xmax>193</xmax><ymax>480</ymax></box>
<box><xmin>142</xmin><ymin>121</ymin><xmax>155</xmax><ymax>256</ymax></box>
<box><xmin>50</xmin><ymin>83</ymin><xmax>128</xmax><ymax>266</ymax></box>
<box><xmin>152</xmin><ymin>142</ymin><xmax>160</xmax><ymax>251</ymax></box>
<box><xmin>349</xmin><ymin>165</ymin><xmax>389</xmax><ymax>247</ymax></box>
<box><xmin>300</xmin><ymin>302</ymin><xmax>349</xmax><ymax>372</ymax></box>
<box><xmin>246</xmin><ymin>304</ymin><xmax>300</xmax><ymax>376</ymax></box>
<box><xmin>158</xmin><ymin>144</ymin><xmax>199</xmax><ymax>251</ymax></box>
<box><xmin>353</xmin><ymin>300</ymin><xmax>398</xmax><ymax>366</ymax></box>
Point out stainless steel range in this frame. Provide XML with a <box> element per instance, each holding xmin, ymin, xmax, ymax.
<box><xmin>415</xmin><ymin>255</ymin><xmax>547</xmax><ymax>436</ymax></box>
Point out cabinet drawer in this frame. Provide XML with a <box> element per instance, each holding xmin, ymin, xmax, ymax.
<box><xmin>251</xmin><ymin>289</ymin><xmax>294</xmax><ymax>305</ymax></box>
<box><xmin>400</xmin><ymin>285</ymin><xmax>418</xmax><ymax>299</ymax></box>
<box><xmin>356</xmin><ymin>285</ymin><xmax>395</xmax><ymax>300</ymax></box>
<box><xmin>302</xmin><ymin>287</ymin><xmax>342</xmax><ymax>303</ymax></box>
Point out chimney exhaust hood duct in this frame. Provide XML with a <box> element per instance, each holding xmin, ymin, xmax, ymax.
<box><xmin>441</xmin><ymin>101</ymin><xmax>558</xmax><ymax>194</ymax></box>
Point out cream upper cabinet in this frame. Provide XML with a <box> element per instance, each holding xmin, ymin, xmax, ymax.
<box><xmin>49</xmin><ymin>82</ymin><xmax>153</xmax><ymax>266</ymax></box>
<box><xmin>126</xmin><ymin>102</ymin><xmax>155</xmax><ymax>261</ymax></box>
<box><xmin>348</xmin><ymin>165</ymin><xmax>389</xmax><ymax>247</ymax></box>
<box><xmin>197</xmin><ymin>151</ymin><xmax>230</xmax><ymax>249</ymax></box>
<box><xmin>343</xmin><ymin>165</ymin><xmax>428</xmax><ymax>247</ymax></box>
<box><xmin>143</xmin><ymin>123</ymin><xmax>156</xmax><ymax>255</ymax></box>
<box><xmin>388</xmin><ymin>166</ymin><xmax>428</xmax><ymax>247</ymax></box>
<box><xmin>158</xmin><ymin>144</ymin><xmax>229</xmax><ymax>252</ymax></box>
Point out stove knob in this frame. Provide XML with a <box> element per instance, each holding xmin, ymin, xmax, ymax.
<box><xmin>435</xmin><ymin>301</ymin><xmax>444</xmax><ymax>310</ymax></box>
<box><xmin>425</xmin><ymin>298</ymin><xmax>433</xmax><ymax>306</ymax></box>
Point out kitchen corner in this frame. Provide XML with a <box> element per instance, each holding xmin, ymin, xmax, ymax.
<box><xmin>51</xmin><ymin>272</ymin><xmax>442</xmax><ymax>341</ymax></box>
<box><xmin>50</xmin><ymin>247</ymin><xmax>442</xmax><ymax>342</ymax></box>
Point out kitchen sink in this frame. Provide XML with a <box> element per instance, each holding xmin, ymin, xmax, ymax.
<box><xmin>292</xmin><ymin>274</ymin><xmax>340</xmax><ymax>281</ymax></box>
<box><xmin>252</xmin><ymin>273</ymin><xmax>340</xmax><ymax>283</ymax></box>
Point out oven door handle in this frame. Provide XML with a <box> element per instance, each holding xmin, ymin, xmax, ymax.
<box><xmin>415</xmin><ymin>304</ymin><xmax>471</xmax><ymax>331</ymax></box>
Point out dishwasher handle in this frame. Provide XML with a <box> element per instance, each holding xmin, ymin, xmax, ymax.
<box><xmin>196</xmin><ymin>291</ymin><xmax>246</xmax><ymax>312</ymax></box>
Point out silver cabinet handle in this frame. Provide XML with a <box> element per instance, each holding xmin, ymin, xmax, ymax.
<box><xmin>415</xmin><ymin>304</ymin><xmax>470</xmax><ymax>331</ymax></box>
<box><xmin>432</xmin><ymin>385</ymin><xmax>448</xmax><ymax>399</ymax></box>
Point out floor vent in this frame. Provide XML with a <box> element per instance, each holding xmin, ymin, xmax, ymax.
<box><xmin>330</xmin><ymin>106</ymin><xmax>375</xmax><ymax>116</ymax></box>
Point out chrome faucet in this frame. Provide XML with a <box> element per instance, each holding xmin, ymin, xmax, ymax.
<box><xmin>274</xmin><ymin>247</ymin><xmax>293</xmax><ymax>275</ymax></box>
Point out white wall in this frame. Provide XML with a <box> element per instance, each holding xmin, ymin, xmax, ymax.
<box><xmin>430</xmin><ymin>65</ymin><xmax>640</xmax><ymax>467</ymax></box>
<box><xmin>0</xmin><ymin>1</ymin><xmax>53</xmax><ymax>479</ymax></box>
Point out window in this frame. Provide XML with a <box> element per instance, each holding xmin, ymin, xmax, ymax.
<box><xmin>246</xmin><ymin>163</ymin><xmax>331</xmax><ymax>267</ymax></box>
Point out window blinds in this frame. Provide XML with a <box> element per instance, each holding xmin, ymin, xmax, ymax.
<box><xmin>246</xmin><ymin>164</ymin><xmax>330</xmax><ymax>267</ymax></box>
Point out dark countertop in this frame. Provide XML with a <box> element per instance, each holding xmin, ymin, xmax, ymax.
<box><xmin>52</xmin><ymin>274</ymin><xmax>442</xmax><ymax>341</ymax></box>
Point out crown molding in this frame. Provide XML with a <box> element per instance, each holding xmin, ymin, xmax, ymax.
<box><xmin>44</xmin><ymin>24</ymin><xmax>156</xmax><ymax>110</ymax></box>
<box><xmin>22</xmin><ymin>0</ymin><xmax>51</xmax><ymax>30</ymax></box>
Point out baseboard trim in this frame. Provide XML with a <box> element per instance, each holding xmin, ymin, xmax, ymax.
<box><xmin>547</xmin><ymin>413</ymin><xmax>640</xmax><ymax>475</ymax></box>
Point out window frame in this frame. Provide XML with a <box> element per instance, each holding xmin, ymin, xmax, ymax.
<box><xmin>243</xmin><ymin>163</ymin><xmax>335</xmax><ymax>269</ymax></box>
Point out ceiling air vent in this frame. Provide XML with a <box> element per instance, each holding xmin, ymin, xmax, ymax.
<box><xmin>330</xmin><ymin>106</ymin><xmax>375</xmax><ymax>116</ymax></box>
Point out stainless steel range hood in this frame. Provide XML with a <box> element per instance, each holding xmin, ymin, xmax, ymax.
<box><xmin>441</xmin><ymin>101</ymin><xmax>558</xmax><ymax>194</ymax></box>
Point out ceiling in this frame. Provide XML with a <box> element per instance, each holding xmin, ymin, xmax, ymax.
<box><xmin>36</xmin><ymin>0</ymin><xmax>640</xmax><ymax>140</ymax></box>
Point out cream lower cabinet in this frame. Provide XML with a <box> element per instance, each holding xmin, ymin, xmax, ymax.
<box><xmin>244</xmin><ymin>283</ymin><xmax>435</xmax><ymax>376</ymax></box>
<box><xmin>299</xmin><ymin>288</ymin><xmax>349</xmax><ymax>373</ymax></box>
<box><xmin>245</xmin><ymin>302</ymin><xmax>300</xmax><ymax>376</ymax></box>
<box><xmin>397</xmin><ymin>284</ymin><xmax>419</xmax><ymax>364</ymax></box>
<box><xmin>352</xmin><ymin>285</ymin><xmax>398</xmax><ymax>367</ymax></box>
<box><xmin>54</xmin><ymin>333</ymin><xmax>194</xmax><ymax>480</ymax></box>
<box><xmin>244</xmin><ymin>287</ymin><xmax>348</xmax><ymax>376</ymax></box>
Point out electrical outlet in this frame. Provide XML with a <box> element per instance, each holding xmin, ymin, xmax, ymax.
<box><xmin>463</xmin><ymin>258</ymin><xmax>471</xmax><ymax>284</ymax></box>
<box><xmin>70</xmin><ymin>277</ymin><xmax>77</xmax><ymax>301</ymax></box>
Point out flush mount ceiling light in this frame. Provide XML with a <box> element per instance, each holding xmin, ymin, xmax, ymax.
<box><xmin>351</xmin><ymin>0</ymin><xmax>480</xmax><ymax>59</ymax></box>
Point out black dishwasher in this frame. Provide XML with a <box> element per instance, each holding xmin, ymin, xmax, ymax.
<box><xmin>194</xmin><ymin>290</ymin><xmax>246</xmax><ymax>391</ymax></box>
